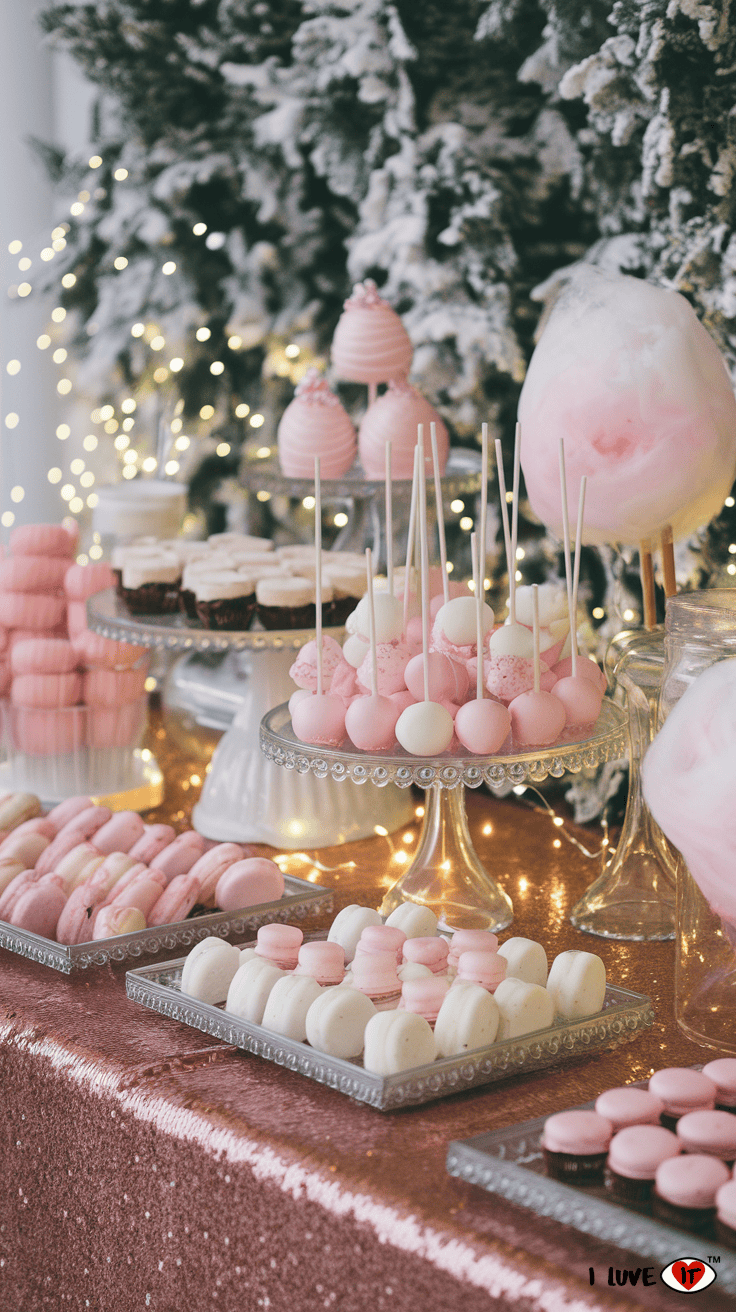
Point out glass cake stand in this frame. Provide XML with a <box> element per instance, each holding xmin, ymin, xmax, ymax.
<box><xmin>239</xmin><ymin>446</ymin><xmax>482</xmax><ymax>559</ymax></box>
<box><xmin>87</xmin><ymin>589</ymin><xmax>414</xmax><ymax>846</ymax></box>
<box><xmin>260</xmin><ymin>701</ymin><xmax>628</xmax><ymax>933</ymax></box>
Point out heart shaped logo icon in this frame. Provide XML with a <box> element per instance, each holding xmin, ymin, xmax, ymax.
<box><xmin>661</xmin><ymin>1258</ymin><xmax>717</xmax><ymax>1293</ymax></box>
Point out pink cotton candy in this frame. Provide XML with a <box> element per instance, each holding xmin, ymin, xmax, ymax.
<box><xmin>643</xmin><ymin>658</ymin><xmax>736</xmax><ymax>932</ymax></box>
<box><xmin>519</xmin><ymin>269</ymin><xmax>736</xmax><ymax>546</ymax></box>
<box><xmin>357</xmin><ymin>641</ymin><xmax>410</xmax><ymax>696</ymax></box>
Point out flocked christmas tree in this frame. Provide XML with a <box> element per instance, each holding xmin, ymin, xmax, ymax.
<box><xmin>33</xmin><ymin>0</ymin><xmax>736</xmax><ymax>609</ymax></box>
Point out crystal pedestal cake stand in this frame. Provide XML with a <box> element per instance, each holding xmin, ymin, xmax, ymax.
<box><xmin>239</xmin><ymin>447</ymin><xmax>482</xmax><ymax>561</ymax></box>
<box><xmin>260</xmin><ymin>701</ymin><xmax>627</xmax><ymax>933</ymax></box>
<box><xmin>87</xmin><ymin>589</ymin><xmax>413</xmax><ymax>846</ymax></box>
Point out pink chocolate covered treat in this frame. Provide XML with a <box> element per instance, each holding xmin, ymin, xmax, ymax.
<box><xmin>289</xmin><ymin>636</ymin><xmax>345</xmax><ymax>692</ymax></box>
<box><xmin>331</xmin><ymin>279</ymin><xmax>412</xmax><ymax>385</ymax></box>
<box><xmin>345</xmin><ymin>692</ymin><xmax>400</xmax><ymax>751</ymax></box>
<box><xmin>292</xmin><ymin>691</ymin><xmax>346</xmax><ymax>747</ymax></box>
<box><xmin>509</xmin><ymin>687</ymin><xmax>566</xmax><ymax>746</ymax></box>
<box><xmin>356</xmin><ymin>641</ymin><xmax>410</xmax><ymax>696</ymax></box>
<box><xmin>358</xmin><ymin>381</ymin><xmax>448</xmax><ymax>479</ymax></box>
<box><xmin>552</xmin><ymin>653</ymin><xmax>607</xmax><ymax>693</ymax></box>
<box><xmin>454</xmin><ymin>698</ymin><xmax>511</xmax><ymax>755</ymax></box>
<box><xmin>278</xmin><ymin>370</ymin><xmax>357</xmax><ymax>479</ymax></box>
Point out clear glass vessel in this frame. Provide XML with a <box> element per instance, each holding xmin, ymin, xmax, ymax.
<box><xmin>659</xmin><ymin>590</ymin><xmax>736</xmax><ymax>1053</ymax></box>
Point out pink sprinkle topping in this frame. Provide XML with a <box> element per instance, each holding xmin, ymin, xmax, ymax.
<box><xmin>343</xmin><ymin>278</ymin><xmax>392</xmax><ymax>311</ymax></box>
<box><xmin>294</xmin><ymin>368</ymin><xmax>341</xmax><ymax>407</ymax></box>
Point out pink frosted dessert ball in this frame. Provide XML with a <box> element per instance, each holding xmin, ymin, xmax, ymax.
<box><xmin>358</xmin><ymin>381</ymin><xmax>449</xmax><ymax>479</ymax></box>
<box><xmin>331</xmin><ymin>279</ymin><xmax>413</xmax><ymax>385</ymax></box>
<box><xmin>519</xmin><ymin>269</ymin><xmax>736</xmax><ymax>546</ymax></box>
<box><xmin>277</xmin><ymin>369</ymin><xmax>357</xmax><ymax>478</ymax></box>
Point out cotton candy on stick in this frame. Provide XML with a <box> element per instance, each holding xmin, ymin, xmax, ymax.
<box><xmin>396</xmin><ymin>444</ymin><xmax>454</xmax><ymax>756</ymax></box>
<box><xmin>551</xmin><ymin>461</ymin><xmax>602</xmax><ymax>726</ymax></box>
<box><xmin>291</xmin><ymin>457</ymin><xmax>347</xmax><ymax>747</ymax></box>
<box><xmin>518</xmin><ymin>268</ymin><xmax>736</xmax><ymax>547</ymax></box>
<box><xmin>642</xmin><ymin>657</ymin><xmax>736</xmax><ymax>940</ymax></box>
<box><xmin>455</xmin><ymin>532</ymin><xmax>510</xmax><ymax>755</ymax></box>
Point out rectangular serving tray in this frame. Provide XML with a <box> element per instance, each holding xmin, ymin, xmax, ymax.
<box><xmin>125</xmin><ymin>954</ymin><xmax>654</xmax><ymax>1111</ymax></box>
<box><xmin>446</xmin><ymin>1106</ymin><xmax>736</xmax><ymax>1291</ymax></box>
<box><xmin>0</xmin><ymin>875</ymin><xmax>332</xmax><ymax>974</ymax></box>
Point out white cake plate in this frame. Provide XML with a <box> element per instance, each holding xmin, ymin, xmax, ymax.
<box><xmin>260</xmin><ymin>701</ymin><xmax>628</xmax><ymax>934</ymax></box>
<box><xmin>87</xmin><ymin>590</ymin><xmax>414</xmax><ymax>846</ymax></box>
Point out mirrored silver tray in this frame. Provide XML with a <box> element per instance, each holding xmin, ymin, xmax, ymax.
<box><xmin>87</xmin><ymin>588</ymin><xmax>343</xmax><ymax>654</ymax></box>
<box><xmin>446</xmin><ymin>1099</ymin><xmax>736</xmax><ymax>1290</ymax></box>
<box><xmin>0</xmin><ymin>875</ymin><xmax>331</xmax><ymax>974</ymax></box>
<box><xmin>125</xmin><ymin>956</ymin><xmax>653</xmax><ymax>1111</ymax></box>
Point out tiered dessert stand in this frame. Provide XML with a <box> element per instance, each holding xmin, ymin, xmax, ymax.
<box><xmin>260</xmin><ymin>700</ymin><xmax>627</xmax><ymax>933</ymax></box>
<box><xmin>239</xmin><ymin>446</ymin><xmax>482</xmax><ymax>562</ymax></box>
<box><xmin>87</xmin><ymin>589</ymin><xmax>414</xmax><ymax>845</ymax></box>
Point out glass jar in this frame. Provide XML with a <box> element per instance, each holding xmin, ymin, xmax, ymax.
<box><xmin>659</xmin><ymin>590</ymin><xmax>736</xmax><ymax>1052</ymax></box>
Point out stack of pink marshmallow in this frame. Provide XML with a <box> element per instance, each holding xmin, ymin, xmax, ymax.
<box><xmin>0</xmin><ymin>522</ymin><xmax>149</xmax><ymax>754</ymax></box>
<box><xmin>0</xmin><ymin>792</ymin><xmax>285</xmax><ymax>942</ymax></box>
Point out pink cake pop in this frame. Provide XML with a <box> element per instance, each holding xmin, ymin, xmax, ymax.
<box><xmin>455</xmin><ymin>530</ymin><xmax>511</xmax><ymax>754</ymax></box>
<box><xmin>509</xmin><ymin>585</ymin><xmax>566</xmax><ymax>746</ymax></box>
<box><xmin>331</xmin><ymin>279</ymin><xmax>413</xmax><ymax>394</ymax></box>
<box><xmin>518</xmin><ymin>269</ymin><xmax>736</xmax><ymax>547</ymax></box>
<box><xmin>396</xmin><ymin>435</ymin><xmax>454</xmax><ymax>756</ymax></box>
<box><xmin>345</xmin><ymin>550</ymin><xmax>402</xmax><ymax>750</ymax></box>
<box><xmin>550</xmin><ymin>448</ymin><xmax>604</xmax><ymax>726</ymax></box>
<box><xmin>277</xmin><ymin>369</ymin><xmax>357</xmax><ymax>479</ymax></box>
<box><xmin>291</xmin><ymin>458</ymin><xmax>347</xmax><ymax>748</ymax></box>
<box><xmin>359</xmin><ymin>381</ymin><xmax>449</xmax><ymax>479</ymax></box>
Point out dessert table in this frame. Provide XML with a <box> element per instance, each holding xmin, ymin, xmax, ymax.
<box><xmin>0</xmin><ymin>714</ymin><xmax>729</xmax><ymax>1311</ymax></box>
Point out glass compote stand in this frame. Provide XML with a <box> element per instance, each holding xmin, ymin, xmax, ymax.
<box><xmin>260</xmin><ymin>701</ymin><xmax>627</xmax><ymax>933</ymax></box>
<box><xmin>570</xmin><ymin>628</ymin><xmax>678</xmax><ymax>941</ymax></box>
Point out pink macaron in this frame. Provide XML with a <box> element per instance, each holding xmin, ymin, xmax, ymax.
<box><xmin>294</xmin><ymin>940</ymin><xmax>345</xmax><ymax>985</ymax></box>
<box><xmin>10</xmin><ymin>523</ymin><xmax>75</xmax><ymax>558</ymax></box>
<box><xmin>45</xmin><ymin>795</ymin><xmax>93</xmax><ymax>833</ymax></box>
<box><xmin>402</xmin><ymin>936</ymin><xmax>449</xmax><ymax>974</ymax></box>
<box><xmin>147</xmin><ymin>872</ymin><xmax>201</xmax><ymax>927</ymax></box>
<box><xmin>106</xmin><ymin>872</ymin><xmax>164</xmax><ymax>919</ymax></box>
<box><xmin>676</xmin><ymin>1110</ymin><xmax>736</xmax><ymax>1162</ymax></box>
<box><xmin>0</xmin><ymin>829</ymin><xmax>50</xmax><ymax>868</ymax></box>
<box><xmin>83</xmin><ymin>667</ymin><xmax>148</xmax><ymax>706</ymax></box>
<box><xmin>399</xmin><ymin>975</ymin><xmax>449</xmax><ymax>1025</ymax></box>
<box><xmin>214</xmin><ymin>857</ymin><xmax>285</xmax><ymax>912</ymax></box>
<box><xmin>92</xmin><ymin>853</ymin><xmax>143</xmax><ymax>902</ymax></box>
<box><xmin>595</xmin><ymin>1086</ymin><xmax>665</xmax><ymax>1132</ymax></box>
<box><xmin>0</xmin><ymin>869</ymin><xmax>37</xmax><ymax>921</ymax></box>
<box><xmin>66</xmin><ymin>601</ymin><xmax>88</xmax><ymax>640</ymax></box>
<box><xmin>9</xmin><ymin>706</ymin><xmax>85</xmax><ymax>756</ymax></box>
<box><xmin>128</xmin><ymin>823</ymin><xmax>176</xmax><ymax>865</ymax></box>
<box><xmin>648</xmin><ymin>1068</ymin><xmax>717</xmax><ymax>1124</ymax></box>
<box><xmin>54</xmin><ymin>842</ymin><xmax>105</xmax><ymax>894</ymax></box>
<box><xmin>150</xmin><ymin>831</ymin><xmax>206</xmax><ymax>882</ymax></box>
<box><xmin>11</xmin><ymin>672</ymin><xmax>82</xmax><ymax>708</ymax></box>
<box><xmin>35</xmin><ymin>806</ymin><xmax>113</xmax><ymax>876</ymax></box>
<box><xmin>0</xmin><ymin>592</ymin><xmax>67</xmax><ymax>631</ymax></box>
<box><xmin>56</xmin><ymin>880</ymin><xmax>106</xmax><ymax>944</ymax></box>
<box><xmin>10</xmin><ymin>875</ymin><xmax>67</xmax><ymax>938</ymax></box>
<box><xmin>354</xmin><ymin>924</ymin><xmax>407</xmax><ymax>964</ymax></box>
<box><xmin>254</xmin><ymin>922</ymin><xmax>303</xmax><ymax>970</ymax></box>
<box><xmin>188</xmin><ymin>842</ymin><xmax>245</xmax><ymax>903</ymax></box>
<box><xmin>0</xmin><ymin>554</ymin><xmax>71</xmax><ymax>594</ymax></box>
<box><xmin>11</xmin><ymin>639</ymin><xmax>77</xmax><ymax>676</ymax></box>
<box><xmin>64</xmin><ymin>562</ymin><xmax>115</xmax><ymax>601</ymax></box>
<box><xmin>351</xmin><ymin>949</ymin><xmax>401</xmax><ymax>1002</ymax></box>
<box><xmin>454</xmin><ymin>950</ymin><xmax>507</xmax><ymax>993</ymax></box>
<box><xmin>91</xmin><ymin>810</ymin><xmax>145</xmax><ymax>856</ymax></box>
<box><xmin>447</xmin><ymin>929</ymin><xmax>500</xmax><ymax>973</ymax></box>
<box><xmin>0</xmin><ymin>815</ymin><xmax>55</xmax><ymax>852</ymax></box>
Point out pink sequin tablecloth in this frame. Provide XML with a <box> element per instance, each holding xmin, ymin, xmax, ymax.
<box><xmin>0</xmin><ymin>736</ymin><xmax>726</xmax><ymax>1311</ymax></box>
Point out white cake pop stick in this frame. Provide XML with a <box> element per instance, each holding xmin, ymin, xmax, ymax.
<box><xmin>510</xmin><ymin>422</ymin><xmax>521</xmax><ymax>624</ymax></box>
<box><xmin>532</xmin><ymin>584</ymin><xmax>541</xmax><ymax>694</ymax></box>
<box><xmin>314</xmin><ymin>455</ymin><xmax>323</xmax><ymax>696</ymax></box>
<box><xmin>430</xmin><ymin>421</ymin><xmax>449</xmax><ymax>605</ymax></box>
<box><xmin>366</xmin><ymin>547</ymin><xmax>378</xmax><ymax>698</ymax></box>
<box><xmin>403</xmin><ymin>443</ymin><xmax>420</xmax><ymax>636</ymax></box>
<box><xmin>494</xmin><ymin>438</ymin><xmax>514</xmax><ymax>620</ymax></box>
<box><xmin>385</xmin><ymin>441</ymin><xmax>393</xmax><ymax>596</ymax></box>
<box><xmin>558</xmin><ymin>437</ymin><xmax>574</xmax><ymax>673</ymax></box>
<box><xmin>480</xmin><ymin>422</ymin><xmax>489</xmax><ymax>606</ymax></box>
<box><xmin>571</xmin><ymin>476</ymin><xmax>587</xmax><ymax>679</ymax></box>
<box><xmin>415</xmin><ymin>425</ymin><xmax>423</xmax><ymax>604</ymax></box>
<box><xmin>418</xmin><ymin>438</ymin><xmax>431</xmax><ymax>703</ymax></box>
<box><xmin>471</xmin><ymin>530</ymin><xmax>484</xmax><ymax>702</ymax></box>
